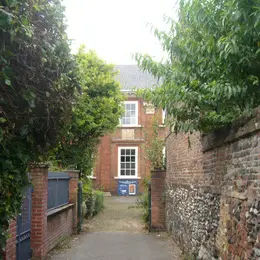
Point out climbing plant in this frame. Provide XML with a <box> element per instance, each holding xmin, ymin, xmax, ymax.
<box><xmin>135</xmin><ymin>0</ymin><xmax>260</xmax><ymax>133</ymax></box>
<box><xmin>0</xmin><ymin>0</ymin><xmax>76</xmax><ymax>251</ymax></box>
<box><xmin>54</xmin><ymin>46</ymin><xmax>124</xmax><ymax>177</ymax></box>
<box><xmin>144</xmin><ymin>119</ymin><xmax>165</xmax><ymax>170</ymax></box>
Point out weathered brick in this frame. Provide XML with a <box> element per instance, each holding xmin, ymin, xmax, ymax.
<box><xmin>166</xmin><ymin>110</ymin><xmax>260</xmax><ymax>259</ymax></box>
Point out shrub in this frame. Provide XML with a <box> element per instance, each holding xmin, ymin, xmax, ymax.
<box><xmin>83</xmin><ymin>180</ymin><xmax>104</xmax><ymax>218</ymax></box>
<box><xmin>138</xmin><ymin>192</ymin><xmax>149</xmax><ymax>225</ymax></box>
<box><xmin>137</xmin><ymin>176</ymin><xmax>150</xmax><ymax>226</ymax></box>
<box><xmin>93</xmin><ymin>190</ymin><xmax>104</xmax><ymax>216</ymax></box>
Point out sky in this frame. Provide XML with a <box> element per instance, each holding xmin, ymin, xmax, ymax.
<box><xmin>62</xmin><ymin>0</ymin><xmax>178</xmax><ymax>65</ymax></box>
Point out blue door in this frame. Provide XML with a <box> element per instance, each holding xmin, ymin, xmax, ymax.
<box><xmin>16</xmin><ymin>186</ymin><xmax>32</xmax><ymax>260</ymax></box>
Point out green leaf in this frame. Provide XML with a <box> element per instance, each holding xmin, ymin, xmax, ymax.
<box><xmin>0</xmin><ymin>117</ymin><xmax>7</xmax><ymax>123</ymax></box>
<box><xmin>21</xmin><ymin>16</ymin><xmax>29</xmax><ymax>26</ymax></box>
<box><xmin>4</xmin><ymin>79</ymin><xmax>11</xmax><ymax>86</ymax></box>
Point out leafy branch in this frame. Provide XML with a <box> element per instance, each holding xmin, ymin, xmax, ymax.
<box><xmin>135</xmin><ymin>0</ymin><xmax>260</xmax><ymax>134</ymax></box>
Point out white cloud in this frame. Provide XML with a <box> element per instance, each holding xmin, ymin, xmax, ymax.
<box><xmin>62</xmin><ymin>0</ymin><xmax>178</xmax><ymax>64</ymax></box>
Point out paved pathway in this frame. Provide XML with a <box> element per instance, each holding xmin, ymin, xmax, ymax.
<box><xmin>49</xmin><ymin>196</ymin><xmax>182</xmax><ymax>260</ymax></box>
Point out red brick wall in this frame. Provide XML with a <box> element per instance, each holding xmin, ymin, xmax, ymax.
<box><xmin>166</xmin><ymin>110</ymin><xmax>260</xmax><ymax>259</ymax></box>
<box><xmin>30</xmin><ymin>165</ymin><xmax>48</xmax><ymax>259</ymax></box>
<box><xmin>94</xmin><ymin>95</ymin><xmax>167</xmax><ymax>194</ymax></box>
<box><xmin>47</xmin><ymin>171</ymin><xmax>79</xmax><ymax>252</ymax></box>
<box><xmin>3</xmin><ymin>167</ymin><xmax>79</xmax><ymax>260</ymax></box>
<box><xmin>96</xmin><ymin>135</ymin><xmax>111</xmax><ymax>191</ymax></box>
<box><xmin>3</xmin><ymin>219</ymin><xmax>16</xmax><ymax>260</ymax></box>
<box><xmin>47</xmin><ymin>208</ymin><xmax>73</xmax><ymax>252</ymax></box>
<box><xmin>151</xmin><ymin>169</ymin><xmax>166</xmax><ymax>230</ymax></box>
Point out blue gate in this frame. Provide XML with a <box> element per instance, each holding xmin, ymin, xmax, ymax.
<box><xmin>16</xmin><ymin>186</ymin><xmax>32</xmax><ymax>260</ymax></box>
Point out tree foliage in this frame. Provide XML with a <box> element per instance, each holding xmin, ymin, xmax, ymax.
<box><xmin>135</xmin><ymin>0</ymin><xmax>260</xmax><ymax>133</ymax></box>
<box><xmin>54</xmin><ymin>46</ymin><xmax>124</xmax><ymax>177</ymax></box>
<box><xmin>0</xmin><ymin>0</ymin><xmax>76</xmax><ymax>250</ymax></box>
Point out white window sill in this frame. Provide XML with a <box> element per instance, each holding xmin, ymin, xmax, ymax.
<box><xmin>87</xmin><ymin>176</ymin><xmax>97</xmax><ymax>179</ymax></box>
<box><xmin>117</xmin><ymin>125</ymin><xmax>142</xmax><ymax>128</ymax></box>
<box><xmin>114</xmin><ymin>177</ymin><xmax>141</xmax><ymax>180</ymax></box>
<box><xmin>159</xmin><ymin>124</ymin><xmax>166</xmax><ymax>128</ymax></box>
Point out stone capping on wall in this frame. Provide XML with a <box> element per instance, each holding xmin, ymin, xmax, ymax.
<box><xmin>202</xmin><ymin>107</ymin><xmax>260</xmax><ymax>152</ymax></box>
<box><xmin>28</xmin><ymin>162</ymin><xmax>49</xmax><ymax>169</ymax></box>
<box><xmin>47</xmin><ymin>203</ymin><xmax>74</xmax><ymax>217</ymax></box>
<box><xmin>151</xmin><ymin>169</ymin><xmax>166</xmax><ymax>178</ymax></box>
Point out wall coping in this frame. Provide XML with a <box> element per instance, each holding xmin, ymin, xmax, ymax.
<box><xmin>63</xmin><ymin>169</ymin><xmax>80</xmax><ymax>173</ymax></box>
<box><xmin>29</xmin><ymin>163</ymin><xmax>49</xmax><ymax>169</ymax></box>
<box><xmin>63</xmin><ymin>170</ymin><xmax>80</xmax><ymax>178</ymax></box>
<box><xmin>47</xmin><ymin>203</ymin><xmax>74</xmax><ymax>217</ymax></box>
<box><xmin>151</xmin><ymin>169</ymin><xmax>166</xmax><ymax>178</ymax></box>
<box><xmin>202</xmin><ymin>108</ymin><xmax>260</xmax><ymax>152</ymax></box>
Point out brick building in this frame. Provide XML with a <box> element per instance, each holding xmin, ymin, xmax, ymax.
<box><xmin>91</xmin><ymin>65</ymin><xmax>167</xmax><ymax>195</ymax></box>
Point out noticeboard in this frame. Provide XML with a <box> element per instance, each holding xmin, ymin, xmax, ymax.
<box><xmin>118</xmin><ymin>180</ymin><xmax>138</xmax><ymax>196</ymax></box>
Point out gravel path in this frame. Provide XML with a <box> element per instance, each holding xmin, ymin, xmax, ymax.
<box><xmin>49</xmin><ymin>196</ymin><xmax>182</xmax><ymax>260</ymax></box>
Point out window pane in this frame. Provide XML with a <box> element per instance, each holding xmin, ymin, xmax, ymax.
<box><xmin>126</xmin><ymin>111</ymin><xmax>131</xmax><ymax>117</ymax></box>
<box><xmin>131</xmin><ymin>150</ymin><xmax>135</xmax><ymax>155</ymax></box>
<box><xmin>125</xmin><ymin>104</ymin><xmax>131</xmax><ymax>110</ymax></box>
<box><xmin>130</xmin><ymin>156</ymin><xmax>135</xmax><ymax>162</ymax></box>
<box><xmin>121</xmin><ymin>156</ymin><xmax>125</xmax><ymax>162</ymax></box>
<box><xmin>126</xmin><ymin>170</ymin><xmax>130</xmax><ymax>175</ymax></box>
<box><xmin>130</xmin><ymin>110</ymin><xmax>136</xmax><ymax>117</ymax></box>
<box><xmin>131</xmin><ymin>163</ymin><xmax>135</xmax><ymax>168</ymax></box>
<box><xmin>126</xmin><ymin>163</ymin><xmax>130</xmax><ymax>169</ymax></box>
<box><xmin>121</xmin><ymin>170</ymin><xmax>125</xmax><ymax>176</ymax></box>
<box><xmin>126</xmin><ymin>149</ymin><xmax>130</xmax><ymax>155</ymax></box>
<box><xmin>131</xmin><ymin>170</ymin><xmax>135</xmax><ymax>176</ymax></box>
<box><xmin>130</xmin><ymin>117</ymin><xmax>136</xmax><ymax>125</ymax></box>
<box><xmin>121</xmin><ymin>163</ymin><xmax>125</xmax><ymax>169</ymax></box>
<box><xmin>126</xmin><ymin>157</ymin><xmax>130</xmax><ymax>162</ymax></box>
<box><xmin>121</xmin><ymin>149</ymin><xmax>125</xmax><ymax>155</ymax></box>
<box><xmin>131</xmin><ymin>104</ymin><xmax>136</xmax><ymax>110</ymax></box>
<box><xmin>124</xmin><ymin>118</ymin><xmax>130</xmax><ymax>125</ymax></box>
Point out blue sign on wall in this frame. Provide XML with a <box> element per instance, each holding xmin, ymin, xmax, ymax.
<box><xmin>118</xmin><ymin>180</ymin><xmax>138</xmax><ymax>196</ymax></box>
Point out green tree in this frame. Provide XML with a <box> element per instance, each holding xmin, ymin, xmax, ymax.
<box><xmin>135</xmin><ymin>0</ymin><xmax>260</xmax><ymax>133</ymax></box>
<box><xmin>55</xmin><ymin>46</ymin><xmax>124</xmax><ymax>177</ymax></box>
<box><xmin>0</xmin><ymin>0</ymin><xmax>76</xmax><ymax>250</ymax></box>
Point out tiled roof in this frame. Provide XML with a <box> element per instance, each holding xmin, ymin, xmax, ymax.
<box><xmin>114</xmin><ymin>65</ymin><xmax>159</xmax><ymax>91</ymax></box>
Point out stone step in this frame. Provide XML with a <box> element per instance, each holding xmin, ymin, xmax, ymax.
<box><xmin>103</xmin><ymin>192</ymin><xmax>112</xmax><ymax>197</ymax></box>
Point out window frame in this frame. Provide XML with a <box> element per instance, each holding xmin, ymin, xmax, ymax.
<box><xmin>120</xmin><ymin>101</ymin><xmax>139</xmax><ymax>127</ymax></box>
<box><xmin>118</xmin><ymin>146</ymin><xmax>138</xmax><ymax>178</ymax></box>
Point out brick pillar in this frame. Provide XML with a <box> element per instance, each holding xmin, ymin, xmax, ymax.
<box><xmin>99</xmin><ymin>135</ymin><xmax>111</xmax><ymax>191</ymax></box>
<box><xmin>151</xmin><ymin>169</ymin><xmax>166</xmax><ymax>230</ymax></box>
<box><xmin>30</xmin><ymin>164</ymin><xmax>48</xmax><ymax>260</ymax></box>
<box><xmin>65</xmin><ymin>170</ymin><xmax>79</xmax><ymax>234</ymax></box>
<box><xmin>3</xmin><ymin>219</ymin><xmax>17</xmax><ymax>260</ymax></box>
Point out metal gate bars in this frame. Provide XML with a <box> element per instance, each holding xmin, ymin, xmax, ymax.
<box><xmin>16</xmin><ymin>186</ymin><xmax>32</xmax><ymax>260</ymax></box>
